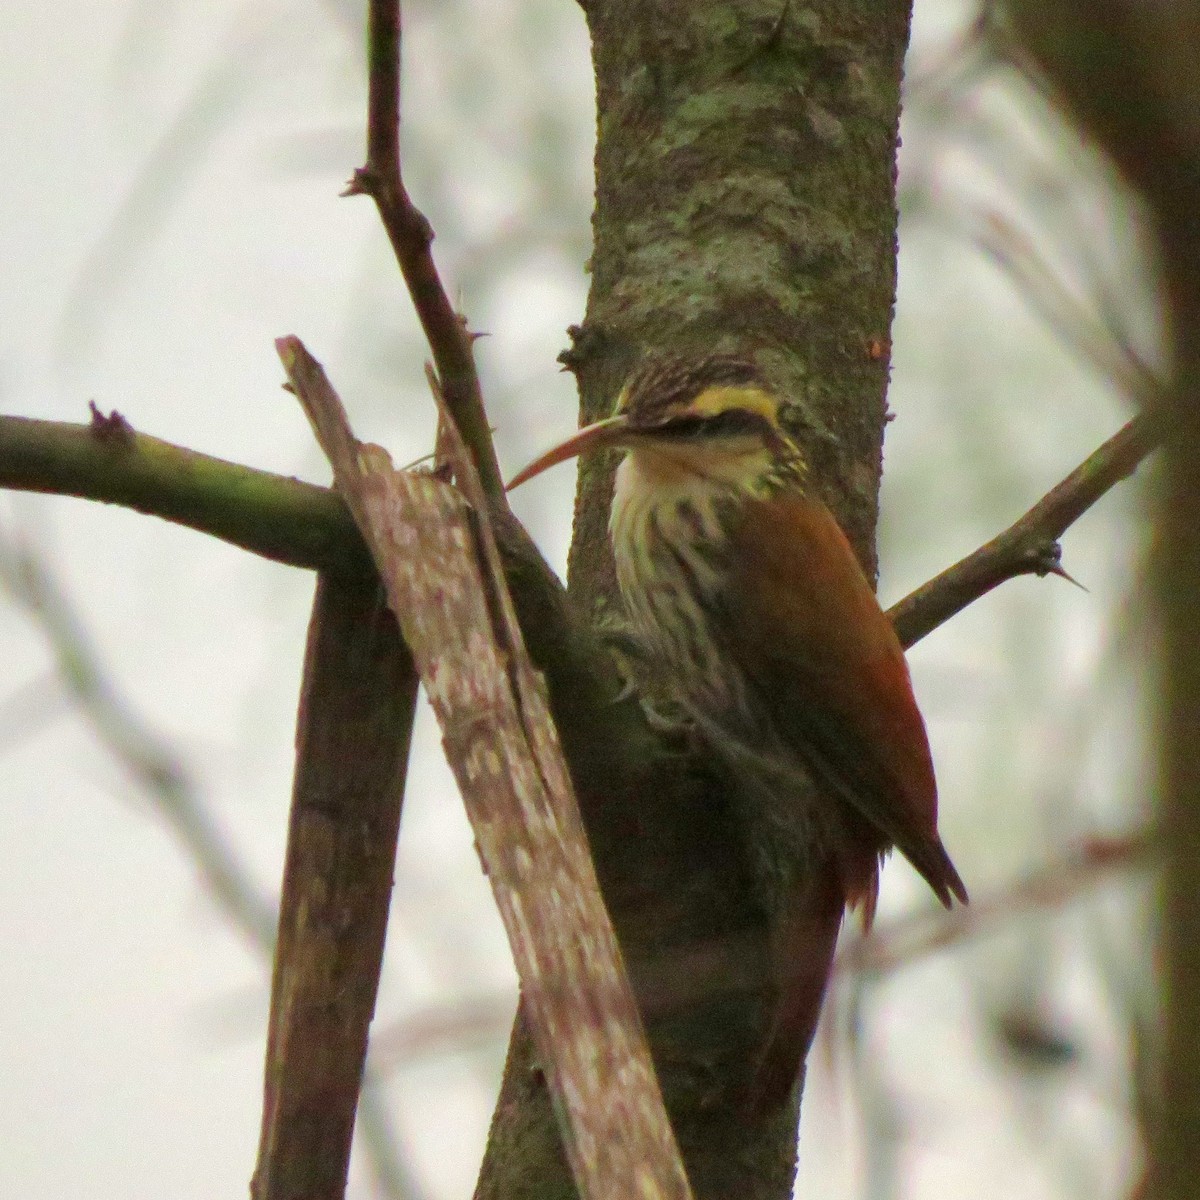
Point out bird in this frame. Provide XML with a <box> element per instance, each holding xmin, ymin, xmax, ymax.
<box><xmin>507</xmin><ymin>351</ymin><xmax>967</xmax><ymax>1112</ymax></box>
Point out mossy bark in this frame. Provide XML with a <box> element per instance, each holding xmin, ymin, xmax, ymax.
<box><xmin>476</xmin><ymin>3</ymin><xmax>913</xmax><ymax>1197</ymax></box>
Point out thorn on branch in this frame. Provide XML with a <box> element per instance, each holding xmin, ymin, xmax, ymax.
<box><xmin>87</xmin><ymin>401</ymin><xmax>135</xmax><ymax>447</ymax></box>
<box><xmin>1022</xmin><ymin>540</ymin><xmax>1088</xmax><ymax>591</ymax></box>
<box><xmin>1047</xmin><ymin>563</ymin><xmax>1088</xmax><ymax>592</ymax></box>
<box><xmin>341</xmin><ymin>166</ymin><xmax>375</xmax><ymax>198</ymax></box>
<box><xmin>1024</xmin><ymin>539</ymin><xmax>1061</xmax><ymax>576</ymax></box>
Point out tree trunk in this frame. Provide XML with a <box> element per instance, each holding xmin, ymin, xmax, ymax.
<box><xmin>476</xmin><ymin>2</ymin><xmax>913</xmax><ymax>1196</ymax></box>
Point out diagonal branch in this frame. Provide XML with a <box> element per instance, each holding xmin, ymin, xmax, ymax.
<box><xmin>889</xmin><ymin>408</ymin><xmax>1163</xmax><ymax>648</ymax></box>
<box><xmin>342</xmin><ymin>0</ymin><xmax>502</xmax><ymax>501</ymax></box>
<box><xmin>278</xmin><ymin>336</ymin><xmax>692</xmax><ymax>1200</ymax></box>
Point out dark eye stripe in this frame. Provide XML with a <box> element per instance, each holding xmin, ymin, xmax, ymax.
<box><xmin>653</xmin><ymin>410</ymin><xmax>770</xmax><ymax>439</ymax></box>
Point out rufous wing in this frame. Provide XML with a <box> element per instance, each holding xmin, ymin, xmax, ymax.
<box><xmin>725</xmin><ymin>493</ymin><xmax>966</xmax><ymax>908</ymax></box>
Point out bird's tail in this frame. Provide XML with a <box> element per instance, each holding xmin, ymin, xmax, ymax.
<box><xmin>744</xmin><ymin>861</ymin><xmax>847</xmax><ymax>1114</ymax></box>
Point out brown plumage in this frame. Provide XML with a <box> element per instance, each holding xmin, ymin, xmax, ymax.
<box><xmin>508</xmin><ymin>352</ymin><xmax>966</xmax><ymax>1113</ymax></box>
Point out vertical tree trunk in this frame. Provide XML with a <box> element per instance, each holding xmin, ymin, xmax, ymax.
<box><xmin>477</xmin><ymin>3</ymin><xmax>913</xmax><ymax>1196</ymax></box>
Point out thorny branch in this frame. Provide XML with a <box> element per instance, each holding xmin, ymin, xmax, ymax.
<box><xmin>342</xmin><ymin>0</ymin><xmax>503</xmax><ymax>500</ymax></box>
<box><xmin>889</xmin><ymin>408</ymin><xmax>1163</xmax><ymax>647</ymax></box>
<box><xmin>0</xmin><ymin>411</ymin><xmax>371</xmax><ymax>575</ymax></box>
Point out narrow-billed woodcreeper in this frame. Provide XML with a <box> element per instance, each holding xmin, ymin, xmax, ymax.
<box><xmin>508</xmin><ymin>353</ymin><xmax>967</xmax><ymax>1111</ymax></box>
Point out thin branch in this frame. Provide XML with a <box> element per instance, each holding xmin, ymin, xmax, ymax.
<box><xmin>278</xmin><ymin>336</ymin><xmax>693</xmax><ymax>1200</ymax></box>
<box><xmin>343</xmin><ymin>0</ymin><xmax>502</xmax><ymax>501</ymax></box>
<box><xmin>2</xmin><ymin>401</ymin><xmax>1161</xmax><ymax>723</ymax></box>
<box><xmin>364</xmin><ymin>0</ymin><xmax>402</xmax><ymax>184</ymax></box>
<box><xmin>889</xmin><ymin>408</ymin><xmax>1163</xmax><ymax>647</ymax></box>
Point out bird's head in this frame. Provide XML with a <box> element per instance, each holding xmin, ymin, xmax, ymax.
<box><xmin>507</xmin><ymin>353</ymin><xmax>802</xmax><ymax>494</ymax></box>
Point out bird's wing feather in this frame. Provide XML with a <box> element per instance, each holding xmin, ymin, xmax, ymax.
<box><xmin>725</xmin><ymin>492</ymin><xmax>966</xmax><ymax>906</ymax></box>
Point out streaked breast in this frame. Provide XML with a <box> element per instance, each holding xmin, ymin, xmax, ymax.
<box><xmin>610</xmin><ymin>451</ymin><xmax>749</xmax><ymax>715</ymax></box>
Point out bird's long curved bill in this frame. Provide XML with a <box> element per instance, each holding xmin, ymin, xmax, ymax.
<box><xmin>506</xmin><ymin>414</ymin><xmax>630</xmax><ymax>491</ymax></box>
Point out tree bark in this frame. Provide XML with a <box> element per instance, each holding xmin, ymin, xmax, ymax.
<box><xmin>476</xmin><ymin>2</ymin><xmax>914</xmax><ymax>1198</ymax></box>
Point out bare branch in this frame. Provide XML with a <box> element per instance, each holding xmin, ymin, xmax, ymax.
<box><xmin>0</xmin><ymin>412</ymin><xmax>370</xmax><ymax>577</ymax></box>
<box><xmin>252</xmin><ymin>574</ymin><xmax>419</xmax><ymax>1200</ymax></box>
<box><xmin>278</xmin><ymin>336</ymin><xmax>693</xmax><ymax>1200</ymax></box>
<box><xmin>343</xmin><ymin>0</ymin><xmax>502</xmax><ymax>501</ymax></box>
<box><xmin>889</xmin><ymin>409</ymin><xmax>1162</xmax><ymax>647</ymax></box>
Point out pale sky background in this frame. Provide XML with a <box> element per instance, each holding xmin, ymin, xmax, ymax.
<box><xmin>0</xmin><ymin>2</ymin><xmax>1154</xmax><ymax>1198</ymax></box>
